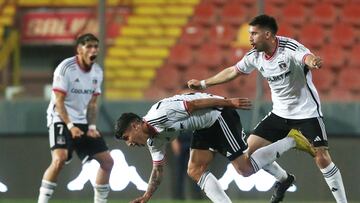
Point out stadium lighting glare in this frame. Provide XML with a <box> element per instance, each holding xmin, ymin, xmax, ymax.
<box><xmin>67</xmin><ymin>149</ymin><xmax>148</xmax><ymax>191</ymax></box>
<box><xmin>219</xmin><ymin>164</ymin><xmax>296</xmax><ymax>192</ymax></box>
<box><xmin>0</xmin><ymin>181</ymin><xmax>8</xmax><ymax>192</ymax></box>
<box><xmin>67</xmin><ymin>149</ymin><xmax>296</xmax><ymax>193</ymax></box>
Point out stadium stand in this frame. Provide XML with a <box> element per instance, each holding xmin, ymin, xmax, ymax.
<box><xmin>312</xmin><ymin>2</ymin><xmax>338</xmax><ymax>27</ymax></box>
<box><xmin>106</xmin><ymin>0</ymin><xmax>200</xmax><ymax>100</ymax></box>
<box><xmin>1</xmin><ymin>0</ymin><xmax>359</xmax><ymax>101</ymax></box>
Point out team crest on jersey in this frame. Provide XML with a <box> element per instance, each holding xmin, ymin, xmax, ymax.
<box><xmin>92</xmin><ymin>79</ymin><xmax>97</xmax><ymax>84</ymax></box>
<box><xmin>278</xmin><ymin>60</ymin><xmax>287</xmax><ymax>70</ymax></box>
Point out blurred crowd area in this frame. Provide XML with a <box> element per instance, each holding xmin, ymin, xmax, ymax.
<box><xmin>0</xmin><ymin>0</ymin><xmax>359</xmax><ymax>101</ymax></box>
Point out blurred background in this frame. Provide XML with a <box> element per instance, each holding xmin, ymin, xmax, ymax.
<box><xmin>0</xmin><ymin>0</ymin><xmax>359</xmax><ymax>202</ymax></box>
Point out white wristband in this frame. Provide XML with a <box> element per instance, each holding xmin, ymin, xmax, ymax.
<box><xmin>89</xmin><ymin>124</ymin><xmax>96</xmax><ymax>131</ymax></box>
<box><xmin>200</xmin><ymin>80</ymin><xmax>207</xmax><ymax>89</ymax></box>
<box><xmin>67</xmin><ymin>122</ymin><xmax>74</xmax><ymax>130</ymax></box>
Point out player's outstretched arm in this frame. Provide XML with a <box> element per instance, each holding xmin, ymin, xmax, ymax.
<box><xmin>186</xmin><ymin>97</ymin><xmax>252</xmax><ymax>114</ymax></box>
<box><xmin>130</xmin><ymin>164</ymin><xmax>164</xmax><ymax>203</ymax></box>
<box><xmin>187</xmin><ymin>66</ymin><xmax>240</xmax><ymax>90</ymax></box>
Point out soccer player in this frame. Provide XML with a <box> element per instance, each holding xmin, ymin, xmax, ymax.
<box><xmin>188</xmin><ymin>14</ymin><xmax>347</xmax><ymax>203</ymax></box>
<box><xmin>114</xmin><ymin>92</ymin><xmax>315</xmax><ymax>203</ymax></box>
<box><xmin>38</xmin><ymin>33</ymin><xmax>114</xmax><ymax>203</ymax></box>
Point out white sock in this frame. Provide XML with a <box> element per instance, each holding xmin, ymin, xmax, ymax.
<box><xmin>197</xmin><ymin>171</ymin><xmax>232</xmax><ymax>203</ymax></box>
<box><xmin>320</xmin><ymin>162</ymin><xmax>347</xmax><ymax>203</ymax></box>
<box><xmin>250</xmin><ymin>137</ymin><xmax>295</xmax><ymax>172</ymax></box>
<box><xmin>94</xmin><ymin>184</ymin><xmax>110</xmax><ymax>203</ymax></box>
<box><xmin>262</xmin><ymin>161</ymin><xmax>288</xmax><ymax>182</ymax></box>
<box><xmin>38</xmin><ymin>180</ymin><xmax>57</xmax><ymax>203</ymax></box>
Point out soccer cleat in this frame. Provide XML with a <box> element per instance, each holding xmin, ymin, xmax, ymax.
<box><xmin>270</xmin><ymin>173</ymin><xmax>295</xmax><ymax>203</ymax></box>
<box><xmin>287</xmin><ymin>129</ymin><xmax>316</xmax><ymax>157</ymax></box>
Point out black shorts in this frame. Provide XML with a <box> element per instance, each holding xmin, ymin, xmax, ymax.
<box><xmin>191</xmin><ymin>108</ymin><xmax>248</xmax><ymax>161</ymax></box>
<box><xmin>49</xmin><ymin>122</ymin><xmax>109</xmax><ymax>162</ymax></box>
<box><xmin>253</xmin><ymin>112</ymin><xmax>328</xmax><ymax>147</ymax></box>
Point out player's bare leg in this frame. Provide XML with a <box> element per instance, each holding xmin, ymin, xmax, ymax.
<box><xmin>38</xmin><ymin>149</ymin><xmax>68</xmax><ymax>203</ymax></box>
<box><xmin>93</xmin><ymin>151</ymin><xmax>114</xmax><ymax>203</ymax></box>
<box><xmin>315</xmin><ymin>148</ymin><xmax>347</xmax><ymax>203</ymax></box>
<box><xmin>247</xmin><ymin>134</ymin><xmax>294</xmax><ymax>203</ymax></box>
<box><xmin>188</xmin><ymin>149</ymin><xmax>231</xmax><ymax>203</ymax></box>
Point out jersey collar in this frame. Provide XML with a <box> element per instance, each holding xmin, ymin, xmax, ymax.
<box><xmin>264</xmin><ymin>37</ymin><xmax>279</xmax><ymax>60</ymax></box>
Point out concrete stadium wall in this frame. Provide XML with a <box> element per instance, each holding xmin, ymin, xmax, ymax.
<box><xmin>0</xmin><ymin>100</ymin><xmax>360</xmax><ymax>135</ymax></box>
<box><xmin>0</xmin><ymin>136</ymin><xmax>359</xmax><ymax>201</ymax></box>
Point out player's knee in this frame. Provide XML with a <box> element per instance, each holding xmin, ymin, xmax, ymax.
<box><xmin>314</xmin><ymin>148</ymin><xmax>332</xmax><ymax>168</ymax></box>
<box><xmin>234</xmin><ymin>165</ymin><xmax>253</xmax><ymax>177</ymax></box>
<box><xmin>51</xmin><ymin>156</ymin><xmax>66</xmax><ymax>171</ymax></box>
<box><xmin>100</xmin><ymin>156</ymin><xmax>114</xmax><ymax>172</ymax></box>
<box><xmin>187</xmin><ymin>165</ymin><xmax>205</xmax><ymax>182</ymax></box>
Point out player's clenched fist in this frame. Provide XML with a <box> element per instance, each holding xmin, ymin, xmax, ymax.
<box><xmin>187</xmin><ymin>79</ymin><xmax>204</xmax><ymax>90</ymax></box>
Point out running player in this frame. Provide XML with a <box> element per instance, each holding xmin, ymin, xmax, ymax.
<box><xmin>188</xmin><ymin>14</ymin><xmax>347</xmax><ymax>203</ymax></box>
<box><xmin>38</xmin><ymin>33</ymin><xmax>114</xmax><ymax>203</ymax></box>
<box><xmin>114</xmin><ymin>92</ymin><xmax>315</xmax><ymax>203</ymax></box>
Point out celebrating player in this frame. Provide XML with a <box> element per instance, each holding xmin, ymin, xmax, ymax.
<box><xmin>114</xmin><ymin>92</ymin><xmax>315</xmax><ymax>203</ymax></box>
<box><xmin>188</xmin><ymin>14</ymin><xmax>347</xmax><ymax>203</ymax></box>
<box><xmin>38</xmin><ymin>33</ymin><xmax>114</xmax><ymax>203</ymax></box>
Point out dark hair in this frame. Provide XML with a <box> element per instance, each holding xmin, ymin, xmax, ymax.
<box><xmin>249</xmin><ymin>14</ymin><xmax>278</xmax><ymax>35</ymax></box>
<box><xmin>76</xmin><ymin>33</ymin><xmax>99</xmax><ymax>46</ymax></box>
<box><xmin>114</xmin><ymin>112</ymin><xmax>142</xmax><ymax>140</ymax></box>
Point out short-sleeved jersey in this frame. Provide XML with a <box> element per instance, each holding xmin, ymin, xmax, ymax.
<box><xmin>144</xmin><ymin>92</ymin><xmax>223</xmax><ymax>164</ymax></box>
<box><xmin>236</xmin><ymin>36</ymin><xmax>322</xmax><ymax>119</ymax></box>
<box><xmin>46</xmin><ymin>56</ymin><xmax>103</xmax><ymax>126</ymax></box>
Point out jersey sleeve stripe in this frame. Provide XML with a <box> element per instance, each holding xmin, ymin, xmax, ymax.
<box><xmin>53</xmin><ymin>88</ymin><xmax>67</xmax><ymax>95</ymax></box>
<box><xmin>183</xmin><ymin>101</ymin><xmax>190</xmax><ymax>115</ymax></box>
<box><xmin>93</xmin><ymin>92</ymin><xmax>101</xmax><ymax>96</ymax></box>
<box><xmin>59</xmin><ymin>59</ymin><xmax>76</xmax><ymax>76</ymax></box>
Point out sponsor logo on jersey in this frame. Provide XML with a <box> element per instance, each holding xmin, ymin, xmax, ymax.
<box><xmin>266</xmin><ymin>70</ymin><xmax>291</xmax><ymax>82</ymax></box>
<box><xmin>70</xmin><ymin>88</ymin><xmax>95</xmax><ymax>94</ymax></box>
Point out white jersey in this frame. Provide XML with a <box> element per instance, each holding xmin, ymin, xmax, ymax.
<box><xmin>144</xmin><ymin>92</ymin><xmax>223</xmax><ymax>164</ymax></box>
<box><xmin>236</xmin><ymin>36</ymin><xmax>322</xmax><ymax>119</ymax></box>
<box><xmin>46</xmin><ymin>56</ymin><xmax>103</xmax><ymax>126</ymax></box>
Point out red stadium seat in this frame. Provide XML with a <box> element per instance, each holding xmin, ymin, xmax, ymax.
<box><xmin>312</xmin><ymin>3</ymin><xmax>338</xmax><ymax>26</ymax></box>
<box><xmin>319</xmin><ymin>44</ymin><xmax>347</xmax><ymax>69</ymax></box>
<box><xmin>311</xmin><ymin>68</ymin><xmax>335</xmax><ymax>93</ymax></box>
<box><xmin>221</xmin><ymin>3</ymin><xmax>247</xmax><ymax>26</ymax></box>
<box><xmin>337</xmin><ymin>68</ymin><xmax>360</xmax><ymax>92</ymax></box>
<box><xmin>196</xmin><ymin>43</ymin><xmax>223</xmax><ymax>67</ymax></box>
<box><xmin>224</xmin><ymin>47</ymin><xmax>247</xmax><ymax>66</ymax></box>
<box><xmin>193</xmin><ymin>3</ymin><xmax>216</xmax><ymax>26</ymax></box>
<box><xmin>153</xmin><ymin>65</ymin><xmax>181</xmax><ymax>91</ymax></box>
<box><xmin>277</xmin><ymin>22</ymin><xmax>297</xmax><ymax>38</ymax></box>
<box><xmin>348</xmin><ymin>44</ymin><xmax>360</xmax><ymax>68</ymax></box>
<box><xmin>282</xmin><ymin>3</ymin><xmax>307</xmax><ymax>26</ymax></box>
<box><xmin>209</xmin><ymin>24</ymin><xmax>237</xmax><ymax>46</ymax></box>
<box><xmin>326</xmin><ymin>87</ymin><xmax>356</xmax><ymax>101</ymax></box>
<box><xmin>179</xmin><ymin>24</ymin><xmax>206</xmax><ymax>47</ymax></box>
<box><xmin>266</xmin><ymin>0</ymin><xmax>287</xmax><ymax>7</ymax></box>
<box><xmin>168</xmin><ymin>44</ymin><xmax>193</xmax><ymax>67</ymax></box>
<box><xmin>341</xmin><ymin>3</ymin><xmax>360</xmax><ymax>26</ymax></box>
<box><xmin>330</xmin><ymin>22</ymin><xmax>355</xmax><ymax>48</ymax></box>
<box><xmin>299</xmin><ymin>23</ymin><xmax>325</xmax><ymax>49</ymax></box>
<box><xmin>264</xmin><ymin>3</ymin><xmax>282</xmax><ymax>19</ymax></box>
<box><xmin>183</xmin><ymin>64</ymin><xmax>213</xmax><ymax>82</ymax></box>
<box><xmin>321</xmin><ymin>0</ymin><xmax>346</xmax><ymax>7</ymax></box>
